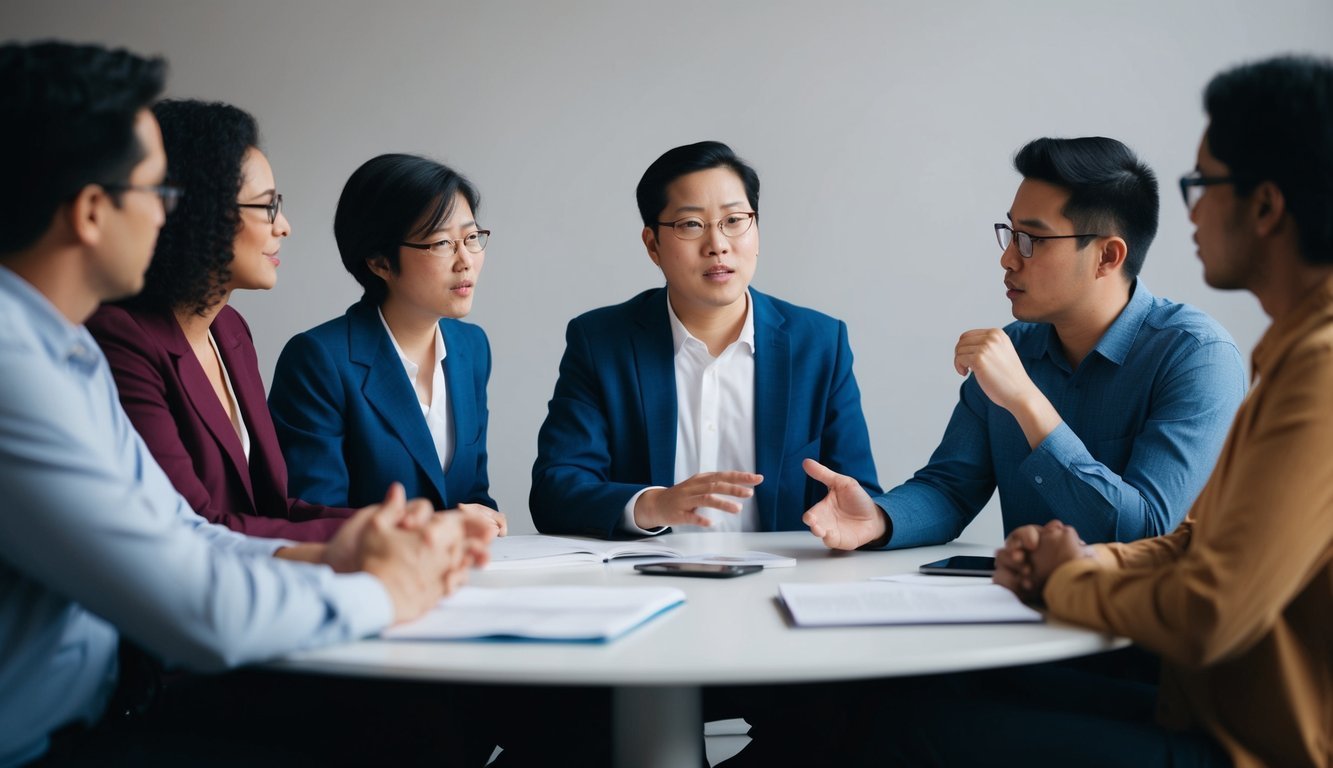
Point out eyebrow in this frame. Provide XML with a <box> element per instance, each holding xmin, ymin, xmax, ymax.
<box><xmin>667</xmin><ymin>201</ymin><xmax>747</xmax><ymax>216</ymax></box>
<box><xmin>426</xmin><ymin>220</ymin><xmax>478</xmax><ymax>236</ymax></box>
<box><xmin>1009</xmin><ymin>212</ymin><xmax>1053</xmax><ymax>232</ymax></box>
<box><xmin>243</xmin><ymin>188</ymin><xmax>277</xmax><ymax>202</ymax></box>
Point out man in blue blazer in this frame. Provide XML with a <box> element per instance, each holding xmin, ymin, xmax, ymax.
<box><xmin>531</xmin><ymin>141</ymin><xmax>881</xmax><ymax>540</ymax></box>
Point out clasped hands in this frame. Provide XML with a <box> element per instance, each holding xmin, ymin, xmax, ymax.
<box><xmin>993</xmin><ymin>519</ymin><xmax>1095</xmax><ymax>605</ymax></box>
<box><xmin>280</xmin><ymin>483</ymin><xmax>498</xmax><ymax>624</ymax></box>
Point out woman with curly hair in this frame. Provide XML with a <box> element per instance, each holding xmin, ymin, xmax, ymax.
<box><xmin>268</xmin><ymin>154</ymin><xmax>504</xmax><ymax>534</ymax></box>
<box><xmin>86</xmin><ymin>99</ymin><xmax>358</xmax><ymax>540</ymax></box>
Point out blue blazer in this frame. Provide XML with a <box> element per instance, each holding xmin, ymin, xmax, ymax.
<box><xmin>531</xmin><ymin>287</ymin><xmax>880</xmax><ymax>538</ymax></box>
<box><xmin>269</xmin><ymin>299</ymin><xmax>495</xmax><ymax>511</ymax></box>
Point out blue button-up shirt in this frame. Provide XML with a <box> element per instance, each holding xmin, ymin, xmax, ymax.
<box><xmin>0</xmin><ymin>267</ymin><xmax>392</xmax><ymax>767</ymax></box>
<box><xmin>882</xmin><ymin>281</ymin><xmax>1247</xmax><ymax>548</ymax></box>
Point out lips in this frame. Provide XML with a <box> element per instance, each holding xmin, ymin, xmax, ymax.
<box><xmin>704</xmin><ymin>265</ymin><xmax>735</xmax><ymax>278</ymax></box>
<box><xmin>265</xmin><ymin>250</ymin><xmax>281</xmax><ymax>267</ymax></box>
<box><xmin>451</xmin><ymin>281</ymin><xmax>474</xmax><ymax>295</ymax></box>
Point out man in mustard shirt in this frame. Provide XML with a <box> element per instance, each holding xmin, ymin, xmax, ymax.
<box><xmin>855</xmin><ymin>55</ymin><xmax>1333</xmax><ymax>768</ymax></box>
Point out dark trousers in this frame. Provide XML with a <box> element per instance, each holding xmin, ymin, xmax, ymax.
<box><xmin>33</xmin><ymin>668</ymin><xmax>492</xmax><ymax>767</ymax></box>
<box><xmin>720</xmin><ymin>651</ymin><xmax>1231</xmax><ymax>768</ymax></box>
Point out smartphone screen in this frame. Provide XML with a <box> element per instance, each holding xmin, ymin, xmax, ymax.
<box><xmin>918</xmin><ymin>555</ymin><xmax>996</xmax><ymax>576</ymax></box>
<box><xmin>634</xmin><ymin>563</ymin><xmax>762</xmax><ymax>578</ymax></box>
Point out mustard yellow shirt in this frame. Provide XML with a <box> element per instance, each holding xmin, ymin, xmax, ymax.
<box><xmin>1046</xmin><ymin>276</ymin><xmax>1333</xmax><ymax>768</ymax></box>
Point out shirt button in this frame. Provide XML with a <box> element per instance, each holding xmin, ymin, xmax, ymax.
<box><xmin>1034</xmin><ymin>475</ymin><xmax>1044</xmax><ymax>485</ymax></box>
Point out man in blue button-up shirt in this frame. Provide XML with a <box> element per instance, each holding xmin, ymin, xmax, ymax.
<box><xmin>0</xmin><ymin>42</ymin><xmax>489</xmax><ymax>767</ymax></box>
<box><xmin>803</xmin><ymin>137</ymin><xmax>1246</xmax><ymax>551</ymax></box>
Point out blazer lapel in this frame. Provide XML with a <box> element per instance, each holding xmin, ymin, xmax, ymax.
<box><xmin>752</xmin><ymin>291</ymin><xmax>791</xmax><ymax>531</ymax></box>
<box><xmin>632</xmin><ymin>289</ymin><xmax>678</xmax><ymax>487</ymax></box>
<box><xmin>214</xmin><ymin>311</ymin><xmax>283</xmax><ymax>500</ymax></box>
<box><xmin>440</xmin><ymin>321</ymin><xmax>474</xmax><ymax>503</ymax></box>
<box><xmin>348</xmin><ymin>302</ymin><xmax>451</xmax><ymax>505</ymax></box>
<box><xmin>156</xmin><ymin>311</ymin><xmax>256</xmax><ymax>507</ymax></box>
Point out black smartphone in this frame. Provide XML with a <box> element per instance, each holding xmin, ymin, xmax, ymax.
<box><xmin>634</xmin><ymin>563</ymin><xmax>762</xmax><ymax>579</ymax></box>
<box><xmin>918</xmin><ymin>555</ymin><xmax>996</xmax><ymax>576</ymax></box>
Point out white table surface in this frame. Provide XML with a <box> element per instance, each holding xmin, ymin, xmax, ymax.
<box><xmin>275</xmin><ymin>531</ymin><xmax>1124</xmax><ymax>686</ymax></box>
<box><xmin>274</xmin><ymin>532</ymin><xmax>1125</xmax><ymax>766</ymax></box>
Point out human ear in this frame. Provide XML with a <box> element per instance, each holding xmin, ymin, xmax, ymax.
<box><xmin>1095</xmin><ymin>236</ymin><xmax>1128</xmax><ymax>278</ymax></box>
<box><xmin>1252</xmin><ymin>181</ymin><xmax>1286</xmax><ymax>238</ymax></box>
<box><xmin>642</xmin><ymin>226</ymin><xmax>661</xmax><ymax>267</ymax></box>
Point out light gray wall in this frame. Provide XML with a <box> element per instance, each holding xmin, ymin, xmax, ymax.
<box><xmin>6</xmin><ymin>0</ymin><xmax>1330</xmax><ymax>543</ymax></box>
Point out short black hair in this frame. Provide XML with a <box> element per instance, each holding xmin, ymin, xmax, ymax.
<box><xmin>1205</xmin><ymin>55</ymin><xmax>1333</xmax><ymax>265</ymax></box>
<box><xmin>635</xmin><ymin>141</ymin><xmax>760</xmax><ymax>229</ymax></box>
<box><xmin>0</xmin><ymin>41</ymin><xmax>166</xmax><ymax>256</ymax></box>
<box><xmin>334</xmin><ymin>153</ymin><xmax>480</xmax><ymax>305</ymax></box>
<box><xmin>1013</xmin><ymin>137</ymin><xmax>1159</xmax><ymax>279</ymax></box>
<box><xmin>123</xmin><ymin>100</ymin><xmax>258</xmax><ymax>314</ymax></box>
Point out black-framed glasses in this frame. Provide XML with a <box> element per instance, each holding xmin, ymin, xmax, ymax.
<box><xmin>1179</xmin><ymin>171</ymin><xmax>1235</xmax><ymax>212</ymax></box>
<box><xmin>657</xmin><ymin>211</ymin><xmax>756</xmax><ymax>241</ymax></box>
<box><xmin>401</xmin><ymin>230</ymin><xmax>490</xmax><ymax>257</ymax></box>
<box><xmin>238</xmin><ymin>193</ymin><xmax>284</xmax><ymax>224</ymax></box>
<box><xmin>994</xmin><ymin>223</ymin><xmax>1101</xmax><ymax>259</ymax></box>
<box><xmin>102</xmin><ymin>183</ymin><xmax>184</xmax><ymax>215</ymax></box>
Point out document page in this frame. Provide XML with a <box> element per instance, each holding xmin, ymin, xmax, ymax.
<box><xmin>779</xmin><ymin>581</ymin><xmax>1043</xmax><ymax>626</ymax></box>
<box><xmin>383</xmin><ymin>586</ymin><xmax>687</xmax><ymax>642</ymax></box>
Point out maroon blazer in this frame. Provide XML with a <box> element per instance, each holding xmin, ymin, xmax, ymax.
<box><xmin>87</xmin><ymin>303</ymin><xmax>356</xmax><ymax>541</ymax></box>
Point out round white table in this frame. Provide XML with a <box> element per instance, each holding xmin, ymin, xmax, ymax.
<box><xmin>274</xmin><ymin>532</ymin><xmax>1125</xmax><ymax>767</ymax></box>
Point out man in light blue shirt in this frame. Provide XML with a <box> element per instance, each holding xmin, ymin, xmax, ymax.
<box><xmin>802</xmin><ymin>137</ymin><xmax>1246</xmax><ymax>551</ymax></box>
<box><xmin>0</xmin><ymin>42</ymin><xmax>488</xmax><ymax>767</ymax></box>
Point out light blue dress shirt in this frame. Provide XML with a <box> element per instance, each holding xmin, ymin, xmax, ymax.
<box><xmin>0</xmin><ymin>267</ymin><xmax>392</xmax><ymax>767</ymax></box>
<box><xmin>881</xmin><ymin>281</ymin><xmax>1247</xmax><ymax>548</ymax></box>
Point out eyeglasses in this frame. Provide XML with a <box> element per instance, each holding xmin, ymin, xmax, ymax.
<box><xmin>1178</xmin><ymin>171</ymin><xmax>1235</xmax><ymax>212</ymax></box>
<box><xmin>238</xmin><ymin>193</ymin><xmax>284</xmax><ymax>224</ymax></box>
<box><xmin>994</xmin><ymin>223</ymin><xmax>1101</xmax><ymax>259</ymax></box>
<box><xmin>656</xmin><ymin>211</ymin><xmax>757</xmax><ymax>241</ymax></box>
<box><xmin>102</xmin><ymin>183</ymin><xmax>184</xmax><ymax>215</ymax></box>
<box><xmin>401</xmin><ymin>230</ymin><xmax>490</xmax><ymax>257</ymax></box>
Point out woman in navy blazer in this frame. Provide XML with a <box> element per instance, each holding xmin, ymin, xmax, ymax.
<box><xmin>87</xmin><ymin>100</ymin><xmax>355</xmax><ymax>541</ymax></box>
<box><xmin>269</xmin><ymin>154</ymin><xmax>499</xmax><ymax>521</ymax></box>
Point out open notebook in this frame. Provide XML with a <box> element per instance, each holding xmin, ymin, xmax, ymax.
<box><xmin>485</xmin><ymin>535</ymin><xmax>682</xmax><ymax>569</ymax></box>
<box><xmin>779</xmin><ymin>581</ymin><xmax>1043</xmax><ymax>626</ymax></box>
<box><xmin>382</xmin><ymin>586</ymin><xmax>686</xmax><ymax>642</ymax></box>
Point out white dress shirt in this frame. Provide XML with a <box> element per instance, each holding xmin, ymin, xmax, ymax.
<box><xmin>623</xmin><ymin>293</ymin><xmax>757</xmax><ymax>534</ymax></box>
<box><xmin>378</xmin><ymin>310</ymin><xmax>453</xmax><ymax>474</ymax></box>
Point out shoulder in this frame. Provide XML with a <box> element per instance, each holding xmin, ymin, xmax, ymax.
<box><xmin>752</xmin><ymin>289</ymin><xmax>844</xmax><ymax>335</ymax></box>
<box><xmin>87</xmin><ymin>303</ymin><xmax>149</xmax><ymax>338</ymax></box>
<box><xmin>284</xmin><ymin>304</ymin><xmax>361</xmax><ymax>350</ymax></box>
<box><xmin>568</xmin><ymin>288</ymin><xmax>664</xmax><ymax>334</ymax></box>
<box><xmin>1140</xmin><ymin>294</ymin><xmax>1238</xmax><ymax>350</ymax></box>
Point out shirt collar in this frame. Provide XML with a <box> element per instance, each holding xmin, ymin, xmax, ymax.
<box><xmin>666</xmin><ymin>289</ymin><xmax>756</xmax><ymax>356</ymax></box>
<box><xmin>377</xmin><ymin>307</ymin><xmax>447</xmax><ymax>379</ymax></box>
<box><xmin>1029</xmin><ymin>279</ymin><xmax>1154</xmax><ymax>368</ymax></box>
<box><xmin>1252</xmin><ymin>274</ymin><xmax>1333</xmax><ymax>382</ymax></box>
<box><xmin>0</xmin><ymin>265</ymin><xmax>102</xmax><ymax>374</ymax></box>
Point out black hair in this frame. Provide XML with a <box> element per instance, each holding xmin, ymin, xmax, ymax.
<box><xmin>635</xmin><ymin>141</ymin><xmax>760</xmax><ymax>229</ymax></box>
<box><xmin>122</xmin><ymin>100</ymin><xmax>258</xmax><ymax>315</ymax></box>
<box><xmin>1205</xmin><ymin>55</ymin><xmax>1333</xmax><ymax>264</ymax></box>
<box><xmin>1013</xmin><ymin>137</ymin><xmax>1159</xmax><ymax>279</ymax></box>
<box><xmin>334</xmin><ymin>153</ymin><xmax>481</xmax><ymax>305</ymax></box>
<box><xmin>0</xmin><ymin>41</ymin><xmax>166</xmax><ymax>255</ymax></box>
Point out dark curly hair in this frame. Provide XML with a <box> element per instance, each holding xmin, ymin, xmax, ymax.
<box><xmin>0</xmin><ymin>41</ymin><xmax>166</xmax><ymax>255</ymax></box>
<box><xmin>122</xmin><ymin>99</ymin><xmax>258</xmax><ymax>314</ymax></box>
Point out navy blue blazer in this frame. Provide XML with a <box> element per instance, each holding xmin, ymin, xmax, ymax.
<box><xmin>531</xmin><ymin>287</ymin><xmax>881</xmax><ymax>538</ymax></box>
<box><xmin>269</xmin><ymin>299</ymin><xmax>495</xmax><ymax>511</ymax></box>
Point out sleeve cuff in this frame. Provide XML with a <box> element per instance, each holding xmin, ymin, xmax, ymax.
<box><xmin>621</xmin><ymin>487</ymin><xmax>669</xmax><ymax>536</ymax></box>
<box><xmin>333</xmin><ymin>572</ymin><xmax>395</xmax><ymax>638</ymax></box>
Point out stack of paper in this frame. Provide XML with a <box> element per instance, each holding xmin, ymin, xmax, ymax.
<box><xmin>383</xmin><ymin>586</ymin><xmax>686</xmax><ymax>642</ymax></box>
<box><xmin>484</xmin><ymin>535</ymin><xmax>682</xmax><ymax>570</ymax></box>
<box><xmin>779</xmin><ymin>581</ymin><xmax>1042</xmax><ymax>626</ymax></box>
